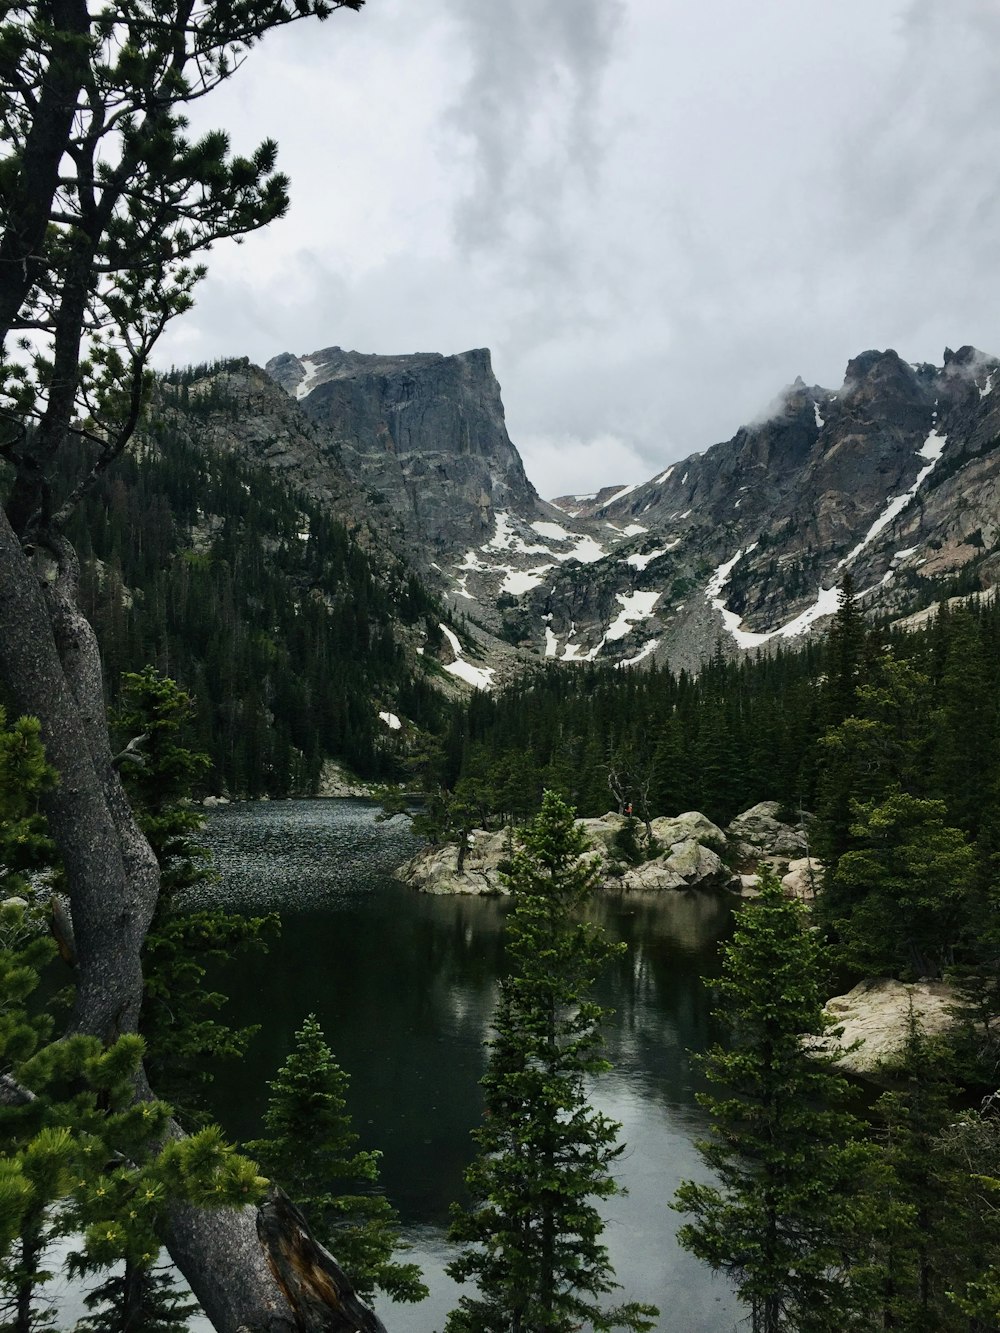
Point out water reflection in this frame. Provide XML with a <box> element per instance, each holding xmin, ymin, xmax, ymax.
<box><xmin>200</xmin><ymin>800</ymin><xmax>742</xmax><ymax>1332</ymax></box>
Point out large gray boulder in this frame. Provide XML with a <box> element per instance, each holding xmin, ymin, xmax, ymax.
<box><xmin>650</xmin><ymin>811</ymin><xmax>727</xmax><ymax>849</ymax></box>
<box><xmin>811</xmin><ymin>978</ymin><xmax>958</xmax><ymax>1078</ymax></box>
<box><xmin>726</xmin><ymin>801</ymin><xmax>808</xmax><ymax>862</ymax></box>
<box><xmin>622</xmin><ymin>839</ymin><xmax>727</xmax><ymax>892</ymax></box>
<box><xmin>397</xmin><ymin>828</ymin><xmax>512</xmax><ymax>896</ymax></box>
<box><xmin>781</xmin><ymin>857</ymin><xmax>823</xmax><ymax>900</ymax></box>
<box><xmin>396</xmin><ymin>809</ymin><xmax>733</xmax><ymax>896</ymax></box>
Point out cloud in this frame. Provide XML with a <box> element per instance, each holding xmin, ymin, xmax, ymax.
<box><xmin>156</xmin><ymin>0</ymin><xmax>1000</xmax><ymax>504</ymax></box>
<box><xmin>517</xmin><ymin>431</ymin><xmax>648</xmax><ymax>503</ymax></box>
<box><xmin>440</xmin><ymin>0</ymin><xmax>626</xmax><ymax>252</ymax></box>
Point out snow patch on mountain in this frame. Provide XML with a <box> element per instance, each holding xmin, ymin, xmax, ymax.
<box><xmin>836</xmin><ymin>430</ymin><xmax>947</xmax><ymax>571</ymax></box>
<box><xmin>530</xmin><ymin>520</ymin><xmax>573</xmax><ymax>542</ymax></box>
<box><xmin>486</xmin><ymin>511</ymin><xmax>551</xmax><ymax>556</ymax></box>
<box><xmin>560</xmin><ymin>534</ymin><xmax>607</xmax><ymax>564</ymax></box>
<box><xmin>294</xmin><ymin>357</ymin><xmax>322</xmax><ymax>400</ymax></box>
<box><xmin>626</xmin><ymin>548</ymin><xmax>670</xmax><ymax>571</ymax></box>
<box><xmin>605</xmin><ymin>591</ymin><xmax>661</xmax><ymax>642</ymax></box>
<box><xmin>604</xmin><ymin>481</ymin><xmax>640</xmax><ymax>507</ymax></box>
<box><xmin>440</xmin><ymin>625</ymin><xmax>494</xmax><ymax>691</ymax></box>
<box><xmin>501</xmin><ymin>566</ymin><xmax>552</xmax><ymax>595</ymax></box>
<box><xmin>707</xmin><ymin>545</ymin><xmax>841</xmax><ymax>649</ymax></box>
<box><xmin>615</xmin><ymin>639</ymin><xmax>660</xmax><ymax>669</ymax></box>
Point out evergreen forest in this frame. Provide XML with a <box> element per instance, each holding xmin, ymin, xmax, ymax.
<box><xmin>49</xmin><ymin>375</ymin><xmax>449</xmax><ymax>796</ymax></box>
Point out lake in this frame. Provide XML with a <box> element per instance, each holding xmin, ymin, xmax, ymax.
<box><xmin>195</xmin><ymin>798</ymin><xmax>744</xmax><ymax>1332</ymax></box>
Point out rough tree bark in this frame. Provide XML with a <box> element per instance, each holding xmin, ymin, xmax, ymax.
<box><xmin>0</xmin><ymin>508</ymin><xmax>354</xmax><ymax>1330</ymax></box>
<box><xmin>0</xmin><ymin>1</ymin><xmax>389</xmax><ymax>1322</ymax></box>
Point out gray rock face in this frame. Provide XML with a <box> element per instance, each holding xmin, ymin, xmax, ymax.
<box><xmin>266</xmin><ymin>346</ymin><xmax>543</xmax><ymax>564</ymax></box>
<box><xmin>726</xmin><ymin>802</ymin><xmax>808</xmax><ymax>862</ymax></box>
<box><xmin>621</xmin><ymin>839</ymin><xmax>728</xmax><ymax>892</ymax></box>
<box><xmin>251</xmin><ymin>339</ymin><xmax>1000</xmax><ymax>681</ymax></box>
<box><xmin>398</xmin><ymin>809</ymin><xmax>735</xmax><ymax>896</ymax></box>
<box><xmin>536</xmin><ymin>345</ymin><xmax>1000</xmax><ymax>672</ymax></box>
<box><xmin>395</xmin><ymin>828</ymin><xmax>513</xmax><ymax>896</ymax></box>
<box><xmin>812</xmin><ymin>979</ymin><xmax>958</xmax><ymax>1078</ymax></box>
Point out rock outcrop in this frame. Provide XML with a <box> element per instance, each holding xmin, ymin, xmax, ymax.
<box><xmin>726</xmin><ymin>802</ymin><xmax>809</xmax><ymax>864</ymax></box>
<box><xmin>248</xmin><ymin>340</ymin><xmax>1000</xmax><ymax>681</ymax></box>
<box><xmin>812</xmin><ymin>978</ymin><xmax>959</xmax><ymax>1078</ymax></box>
<box><xmin>396</xmin><ymin>805</ymin><xmax>808</xmax><ymax>897</ymax></box>
<box><xmin>266</xmin><ymin>346</ymin><xmax>547</xmax><ymax>570</ymax></box>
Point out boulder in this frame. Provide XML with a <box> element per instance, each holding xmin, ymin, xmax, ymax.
<box><xmin>398</xmin><ymin>808</ymin><xmax>742</xmax><ymax>896</ymax></box>
<box><xmin>622</xmin><ymin>838</ymin><xmax>727</xmax><ymax>893</ymax></box>
<box><xmin>649</xmin><ymin>811</ymin><xmax>727</xmax><ymax>850</ymax></box>
<box><xmin>316</xmin><ymin>759</ymin><xmax>370</xmax><ymax>798</ymax></box>
<box><xmin>781</xmin><ymin>857</ymin><xmax>823</xmax><ymax>901</ymax></box>
<box><xmin>726</xmin><ymin>801</ymin><xmax>808</xmax><ymax>862</ymax></box>
<box><xmin>397</xmin><ymin>828</ymin><xmax>512</xmax><ymax>896</ymax></box>
<box><xmin>577</xmin><ymin>813</ymin><xmax>627</xmax><ymax>852</ymax></box>
<box><xmin>813</xmin><ymin>978</ymin><xmax>958</xmax><ymax>1078</ymax></box>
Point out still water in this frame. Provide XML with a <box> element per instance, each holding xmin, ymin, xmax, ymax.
<box><xmin>197</xmin><ymin>799</ymin><xmax>744</xmax><ymax>1333</ymax></box>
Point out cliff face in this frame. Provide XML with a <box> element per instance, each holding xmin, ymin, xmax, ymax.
<box><xmin>253</xmin><ymin>342</ymin><xmax>1000</xmax><ymax>679</ymax></box>
<box><xmin>534</xmin><ymin>345</ymin><xmax>1000</xmax><ymax>670</ymax></box>
<box><xmin>266</xmin><ymin>346</ymin><xmax>546</xmax><ymax>561</ymax></box>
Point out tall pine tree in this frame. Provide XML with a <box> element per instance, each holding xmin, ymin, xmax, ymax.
<box><xmin>246</xmin><ymin>1015</ymin><xmax>426</xmax><ymax>1307</ymax></box>
<box><xmin>674</xmin><ymin>866</ymin><xmax>880</xmax><ymax>1333</ymax></box>
<box><xmin>446</xmin><ymin>790</ymin><xmax>656</xmax><ymax>1333</ymax></box>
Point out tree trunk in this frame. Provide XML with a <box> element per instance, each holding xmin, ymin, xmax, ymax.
<box><xmin>0</xmin><ymin>0</ymin><xmax>91</xmax><ymax>338</ymax></box>
<box><xmin>0</xmin><ymin>508</ymin><xmax>384</xmax><ymax>1332</ymax></box>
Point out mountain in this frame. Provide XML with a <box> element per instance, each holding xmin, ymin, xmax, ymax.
<box><xmin>265</xmin><ymin>346</ymin><xmax>550</xmax><ymax>558</ymax></box>
<box><xmin>265</xmin><ymin>342</ymin><xmax>1000</xmax><ymax>675</ymax></box>
<box><xmin>62</xmin><ymin>361</ymin><xmax>460</xmax><ymax>796</ymax></box>
<box><xmin>68</xmin><ymin>339</ymin><xmax>1000</xmax><ymax>788</ymax></box>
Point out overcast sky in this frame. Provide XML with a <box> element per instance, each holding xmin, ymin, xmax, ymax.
<box><xmin>156</xmin><ymin>0</ymin><xmax>1000</xmax><ymax>500</ymax></box>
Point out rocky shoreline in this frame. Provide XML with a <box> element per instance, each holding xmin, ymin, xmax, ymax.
<box><xmin>396</xmin><ymin>799</ymin><xmax>965</xmax><ymax>1080</ymax></box>
<box><xmin>395</xmin><ymin>800</ymin><xmax>815</xmax><ymax>898</ymax></box>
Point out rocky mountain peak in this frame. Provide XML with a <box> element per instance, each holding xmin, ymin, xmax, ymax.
<box><xmin>264</xmin><ymin>344</ymin><xmax>544</xmax><ymax>564</ymax></box>
<box><xmin>248</xmin><ymin>339</ymin><xmax>1000</xmax><ymax>683</ymax></box>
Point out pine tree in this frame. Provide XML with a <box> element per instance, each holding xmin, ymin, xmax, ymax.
<box><xmin>246</xmin><ymin>1015</ymin><xmax>426</xmax><ymax>1306</ymax></box>
<box><xmin>674</xmin><ymin>866</ymin><xmax>880</xmax><ymax>1333</ymax></box>
<box><xmin>867</xmin><ymin>1014</ymin><xmax>966</xmax><ymax>1332</ymax></box>
<box><xmin>114</xmin><ymin>668</ymin><xmax>273</xmax><ymax>1117</ymax></box>
<box><xmin>828</xmin><ymin>791</ymin><xmax>976</xmax><ymax>980</ymax></box>
<box><xmin>446</xmin><ymin>790</ymin><xmax>657</xmax><ymax>1333</ymax></box>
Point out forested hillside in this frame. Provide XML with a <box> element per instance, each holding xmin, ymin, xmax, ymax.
<box><xmin>54</xmin><ymin>372</ymin><xmax>450</xmax><ymax>796</ymax></box>
<box><xmin>447</xmin><ymin>586</ymin><xmax>999</xmax><ymax>867</ymax></box>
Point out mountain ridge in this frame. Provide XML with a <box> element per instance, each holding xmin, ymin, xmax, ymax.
<box><xmin>258</xmin><ymin>341</ymin><xmax>1000</xmax><ymax>678</ymax></box>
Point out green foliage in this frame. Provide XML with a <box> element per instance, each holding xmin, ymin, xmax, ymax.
<box><xmin>865</xmin><ymin>1015</ymin><xmax>970</xmax><ymax>1332</ymax></box>
<box><xmin>69</xmin><ymin>1259</ymin><xmax>197</xmax><ymax>1333</ymax></box>
<box><xmin>114</xmin><ymin>669</ymin><xmax>272</xmax><ymax>1120</ymax></box>
<box><xmin>934</xmin><ymin>1091</ymin><xmax>1000</xmax><ymax>1326</ymax></box>
<box><xmin>61</xmin><ymin>406</ymin><xmax>448</xmax><ymax>798</ymax></box>
<box><xmin>827</xmin><ymin>791</ymin><xmax>976</xmax><ymax>979</ymax></box>
<box><xmin>446</xmin><ymin>791</ymin><xmax>657</xmax><ymax>1333</ymax></box>
<box><xmin>0</xmin><ymin>709</ymin><xmax>57</xmax><ymax>899</ymax></box>
<box><xmin>814</xmin><ymin>653</ymin><xmax>932</xmax><ymax>864</ymax></box>
<box><xmin>246</xmin><ymin>1015</ymin><xmax>425</xmax><ymax>1305</ymax></box>
<box><xmin>0</xmin><ymin>900</ymin><xmax>264</xmax><ymax>1332</ymax></box>
<box><xmin>674</xmin><ymin>867</ymin><xmax>881</xmax><ymax>1333</ymax></box>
